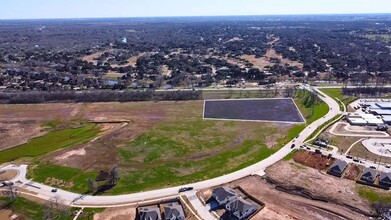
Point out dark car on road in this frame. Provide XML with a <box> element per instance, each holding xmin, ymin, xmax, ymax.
<box><xmin>51</xmin><ymin>188</ymin><xmax>58</xmax><ymax>193</ymax></box>
<box><xmin>178</xmin><ymin>187</ymin><xmax>193</xmax><ymax>193</ymax></box>
<box><xmin>1</xmin><ymin>181</ymin><xmax>13</xmax><ymax>187</ymax></box>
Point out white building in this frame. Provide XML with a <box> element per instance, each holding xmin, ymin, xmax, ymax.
<box><xmin>347</xmin><ymin>117</ymin><xmax>367</xmax><ymax>126</ymax></box>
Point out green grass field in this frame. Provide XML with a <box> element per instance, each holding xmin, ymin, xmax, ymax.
<box><xmin>0</xmin><ymin>124</ymin><xmax>100</xmax><ymax>165</ymax></box>
<box><xmin>25</xmin><ymin>90</ymin><xmax>329</xmax><ymax>195</ymax></box>
<box><xmin>319</xmin><ymin>88</ymin><xmax>357</xmax><ymax>111</ymax></box>
<box><xmin>0</xmin><ymin>197</ymin><xmax>46</xmax><ymax>219</ymax></box>
<box><xmin>357</xmin><ymin>186</ymin><xmax>391</xmax><ymax>203</ymax></box>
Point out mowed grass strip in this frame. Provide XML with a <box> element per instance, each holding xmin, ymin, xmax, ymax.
<box><xmin>319</xmin><ymin>88</ymin><xmax>357</xmax><ymax>110</ymax></box>
<box><xmin>29</xmin><ymin>163</ymin><xmax>97</xmax><ymax>193</ymax></box>
<box><xmin>0</xmin><ymin>124</ymin><xmax>100</xmax><ymax>164</ymax></box>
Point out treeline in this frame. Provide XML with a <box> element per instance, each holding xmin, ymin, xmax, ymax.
<box><xmin>342</xmin><ymin>87</ymin><xmax>391</xmax><ymax>97</ymax></box>
<box><xmin>0</xmin><ymin>90</ymin><xmax>202</xmax><ymax>104</ymax></box>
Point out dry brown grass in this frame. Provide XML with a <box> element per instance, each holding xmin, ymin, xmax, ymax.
<box><xmin>81</xmin><ymin>50</ymin><xmax>110</xmax><ymax>65</ymax></box>
<box><xmin>0</xmin><ymin>122</ymin><xmax>46</xmax><ymax>151</ymax></box>
<box><xmin>103</xmin><ymin>71</ymin><xmax>125</xmax><ymax>80</ymax></box>
<box><xmin>240</xmin><ymin>48</ymin><xmax>304</xmax><ymax>70</ymax></box>
<box><xmin>94</xmin><ymin>206</ymin><xmax>136</xmax><ymax>220</ymax></box>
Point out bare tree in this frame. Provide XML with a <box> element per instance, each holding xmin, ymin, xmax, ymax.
<box><xmin>44</xmin><ymin>195</ymin><xmax>70</xmax><ymax>220</ymax></box>
<box><xmin>87</xmin><ymin>178</ymin><xmax>97</xmax><ymax>193</ymax></box>
<box><xmin>108</xmin><ymin>165</ymin><xmax>120</xmax><ymax>186</ymax></box>
<box><xmin>2</xmin><ymin>185</ymin><xmax>19</xmax><ymax>201</ymax></box>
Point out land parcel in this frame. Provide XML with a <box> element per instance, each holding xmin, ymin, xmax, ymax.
<box><xmin>203</xmin><ymin>98</ymin><xmax>305</xmax><ymax>123</ymax></box>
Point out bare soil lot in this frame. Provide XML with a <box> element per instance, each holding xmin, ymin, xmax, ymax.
<box><xmin>199</xmin><ymin>168</ymin><xmax>373</xmax><ymax>219</ymax></box>
<box><xmin>344</xmin><ymin>164</ymin><xmax>364</xmax><ymax>181</ymax></box>
<box><xmin>94</xmin><ymin>207</ymin><xmax>136</xmax><ymax>220</ymax></box>
<box><xmin>293</xmin><ymin>150</ymin><xmax>334</xmax><ymax>170</ymax></box>
<box><xmin>265</xmin><ymin>160</ymin><xmax>375</xmax><ymax>217</ymax></box>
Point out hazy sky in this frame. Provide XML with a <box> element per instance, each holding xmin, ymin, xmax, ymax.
<box><xmin>1</xmin><ymin>0</ymin><xmax>391</xmax><ymax>19</ymax></box>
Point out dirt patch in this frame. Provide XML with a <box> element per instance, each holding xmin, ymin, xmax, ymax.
<box><xmin>103</xmin><ymin>71</ymin><xmax>125</xmax><ymax>80</ymax></box>
<box><xmin>94</xmin><ymin>207</ymin><xmax>135</xmax><ymax>220</ymax></box>
<box><xmin>257</xmin><ymin>206</ymin><xmax>295</xmax><ymax>220</ymax></box>
<box><xmin>0</xmin><ymin>210</ymin><xmax>12</xmax><ymax>220</ymax></box>
<box><xmin>240</xmin><ymin>55</ymin><xmax>272</xmax><ymax>70</ymax></box>
<box><xmin>293</xmin><ymin>151</ymin><xmax>334</xmax><ymax>170</ymax></box>
<box><xmin>0</xmin><ymin>122</ymin><xmax>46</xmax><ymax>151</ymax></box>
<box><xmin>344</xmin><ymin>164</ymin><xmax>364</xmax><ymax>181</ymax></box>
<box><xmin>0</xmin><ymin>170</ymin><xmax>18</xmax><ymax>181</ymax></box>
<box><xmin>42</xmin><ymin>102</ymin><xmax>168</xmax><ymax>171</ymax></box>
<box><xmin>81</xmin><ymin>49</ymin><xmax>111</xmax><ymax>65</ymax></box>
<box><xmin>127</xmin><ymin>52</ymin><xmax>146</xmax><ymax>67</ymax></box>
<box><xmin>265</xmin><ymin>160</ymin><xmax>375</xmax><ymax>217</ymax></box>
<box><xmin>54</xmin><ymin>148</ymin><xmax>86</xmax><ymax>161</ymax></box>
<box><xmin>200</xmin><ymin>173</ymin><xmax>371</xmax><ymax>220</ymax></box>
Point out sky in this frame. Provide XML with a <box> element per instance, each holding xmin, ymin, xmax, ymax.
<box><xmin>1</xmin><ymin>0</ymin><xmax>391</xmax><ymax>20</ymax></box>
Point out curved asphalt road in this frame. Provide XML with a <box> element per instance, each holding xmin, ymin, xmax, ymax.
<box><xmin>0</xmin><ymin>85</ymin><xmax>340</xmax><ymax>209</ymax></box>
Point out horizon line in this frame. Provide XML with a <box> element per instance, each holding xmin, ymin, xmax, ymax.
<box><xmin>1</xmin><ymin>12</ymin><xmax>391</xmax><ymax>21</ymax></box>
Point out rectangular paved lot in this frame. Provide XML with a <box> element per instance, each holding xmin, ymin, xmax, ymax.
<box><xmin>203</xmin><ymin>98</ymin><xmax>305</xmax><ymax>123</ymax></box>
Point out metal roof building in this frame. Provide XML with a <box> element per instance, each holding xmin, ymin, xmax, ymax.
<box><xmin>376</xmin><ymin>102</ymin><xmax>391</xmax><ymax>109</ymax></box>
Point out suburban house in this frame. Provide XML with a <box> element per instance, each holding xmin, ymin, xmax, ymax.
<box><xmin>225</xmin><ymin>197</ymin><xmax>258</xmax><ymax>220</ymax></box>
<box><xmin>164</xmin><ymin>204</ymin><xmax>185</xmax><ymax>220</ymax></box>
<box><xmin>380</xmin><ymin>172</ymin><xmax>391</xmax><ymax>187</ymax></box>
<box><xmin>212</xmin><ymin>186</ymin><xmax>238</xmax><ymax>206</ymax></box>
<box><xmin>361</xmin><ymin>168</ymin><xmax>377</xmax><ymax>183</ymax></box>
<box><xmin>327</xmin><ymin>159</ymin><xmax>348</xmax><ymax>177</ymax></box>
<box><xmin>140</xmin><ymin>207</ymin><xmax>162</xmax><ymax>220</ymax></box>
